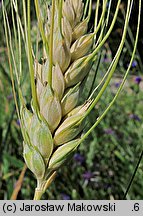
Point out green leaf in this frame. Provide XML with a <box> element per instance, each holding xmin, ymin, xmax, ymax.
<box><xmin>3</xmin><ymin>153</ymin><xmax>24</xmax><ymax>169</ymax></box>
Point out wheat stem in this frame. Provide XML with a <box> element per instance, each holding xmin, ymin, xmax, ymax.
<box><xmin>34</xmin><ymin>172</ymin><xmax>57</xmax><ymax>200</ymax></box>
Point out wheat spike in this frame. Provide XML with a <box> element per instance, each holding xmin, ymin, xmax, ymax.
<box><xmin>21</xmin><ymin>0</ymin><xmax>94</xmax><ymax>195</ymax></box>
<box><xmin>2</xmin><ymin>0</ymin><xmax>140</xmax><ymax>200</ymax></box>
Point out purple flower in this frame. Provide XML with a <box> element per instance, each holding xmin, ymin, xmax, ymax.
<box><xmin>61</xmin><ymin>193</ymin><xmax>71</xmax><ymax>200</ymax></box>
<box><xmin>114</xmin><ymin>82</ymin><xmax>121</xmax><ymax>88</ymax></box>
<box><xmin>16</xmin><ymin>119</ymin><xmax>21</xmax><ymax>126</ymax></box>
<box><xmin>74</xmin><ymin>153</ymin><xmax>85</xmax><ymax>164</ymax></box>
<box><xmin>132</xmin><ymin>60</ymin><xmax>137</xmax><ymax>68</ymax></box>
<box><xmin>104</xmin><ymin>128</ymin><xmax>114</xmax><ymax>135</ymax></box>
<box><xmin>129</xmin><ymin>114</ymin><xmax>141</xmax><ymax>121</ymax></box>
<box><xmin>83</xmin><ymin>171</ymin><xmax>94</xmax><ymax>181</ymax></box>
<box><xmin>134</xmin><ymin>76</ymin><xmax>142</xmax><ymax>85</ymax></box>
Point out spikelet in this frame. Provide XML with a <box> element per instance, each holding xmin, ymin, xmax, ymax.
<box><xmin>21</xmin><ymin>107</ymin><xmax>53</xmax><ymax>164</ymax></box>
<box><xmin>52</xmin><ymin>63</ymin><xmax>65</xmax><ymax>100</ymax></box>
<box><xmin>72</xmin><ymin>18</ymin><xmax>89</xmax><ymax>42</ymax></box>
<box><xmin>66</xmin><ymin>100</ymin><xmax>93</xmax><ymax>118</ymax></box>
<box><xmin>48</xmin><ymin>139</ymin><xmax>80</xmax><ymax>171</ymax></box>
<box><xmin>22</xmin><ymin>0</ymin><xmax>96</xmax><ymax>185</ymax></box>
<box><xmin>64</xmin><ymin>54</ymin><xmax>94</xmax><ymax>87</ymax></box>
<box><xmin>29</xmin><ymin>114</ymin><xmax>53</xmax><ymax>164</ymax></box>
<box><xmin>61</xmin><ymin>82</ymin><xmax>80</xmax><ymax>116</ymax></box>
<box><xmin>63</xmin><ymin>0</ymin><xmax>84</xmax><ymax>29</ymax></box>
<box><xmin>53</xmin><ymin>30</ymin><xmax>71</xmax><ymax>72</ymax></box>
<box><xmin>23</xmin><ymin>142</ymin><xmax>45</xmax><ymax>179</ymax></box>
<box><xmin>39</xmin><ymin>84</ymin><xmax>62</xmax><ymax>133</ymax></box>
<box><xmin>71</xmin><ymin>33</ymin><xmax>94</xmax><ymax>61</ymax></box>
<box><xmin>46</xmin><ymin>4</ymin><xmax>71</xmax><ymax>72</ymax></box>
<box><xmin>21</xmin><ymin>107</ymin><xmax>33</xmax><ymax>132</ymax></box>
<box><xmin>40</xmin><ymin>61</ymin><xmax>65</xmax><ymax>100</ymax></box>
<box><xmin>54</xmin><ymin>101</ymin><xmax>91</xmax><ymax>146</ymax></box>
<box><xmin>62</xmin><ymin>17</ymin><xmax>72</xmax><ymax>46</ymax></box>
<box><xmin>54</xmin><ymin>114</ymin><xmax>84</xmax><ymax>146</ymax></box>
<box><xmin>69</xmin><ymin>0</ymin><xmax>84</xmax><ymax>26</ymax></box>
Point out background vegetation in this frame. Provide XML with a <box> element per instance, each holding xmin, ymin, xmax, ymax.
<box><xmin>0</xmin><ymin>0</ymin><xmax>143</xmax><ymax>199</ymax></box>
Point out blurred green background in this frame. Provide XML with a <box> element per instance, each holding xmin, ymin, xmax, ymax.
<box><xmin>0</xmin><ymin>0</ymin><xmax>143</xmax><ymax>200</ymax></box>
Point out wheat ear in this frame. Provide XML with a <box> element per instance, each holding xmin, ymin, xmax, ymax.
<box><xmin>2</xmin><ymin>0</ymin><xmax>141</xmax><ymax>200</ymax></box>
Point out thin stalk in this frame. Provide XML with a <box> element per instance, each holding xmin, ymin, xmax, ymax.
<box><xmin>27</xmin><ymin>0</ymin><xmax>39</xmax><ymax>113</ymax></box>
<box><xmin>87</xmin><ymin>22</ymin><xmax>106</xmax><ymax>98</ymax></box>
<box><xmin>2</xmin><ymin>2</ymin><xmax>20</xmax><ymax>121</ymax></box>
<box><xmin>12</xmin><ymin>0</ymin><xmax>26</xmax><ymax>48</ymax></box>
<box><xmin>94</xmin><ymin>20</ymin><xmax>106</xmax><ymax>48</ymax></box>
<box><xmin>11</xmin><ymin>1</ymin><xmax>18</xmax><ymax>53</ymax></box>
<box><xmin>93</xmin><ymin>0</ymin><xmax>107</xmax><ymax>38</ymax></box>
<box><xmin>86</xmin><ymin>0</ymin><xmax>121</xmax><ymax>63</ymax></box>
<box><xmin>110</xmin><ymin>10</ymin><xmax>143</xmax><ymax>72</ymax></box>
<box><xmin>15</xmin><ymin>0</ymin><xmax>22</xmax><ymax>80</ymax></box>
<box><xmin>87</xmin><ymin>17</ymin><xmax>106</xmax><ymax>50</ymax></box>
<box><xmin>83</xmin><ymin>0</ymin><xmax>90</xmax><ymax>19</ymax></box>
<box><xmin>90</xmin><ymin>0</ymin><xmax>133</xmax><ymax>100</ymax></box>
<box><xmin>80</xmin><ymin>0</ymin><xmax>141</xmax><ymax>143</ymax></box>
<box><xmin>34</xmin><ymin>190</ymin><xmax>44</xmax><ymax>200</ymax></box>
<box><xmin>3</xmin><ymin>1</ymin><xmax>26</xmax><ymax>115</ymax></box>
<box><xmin>5</xmin><ymin>10</ymin><xmax>20</xmax><ymax>85</ymax></box>
<box><xmin>88</xmin><ymin>1</ymin><xmax>117</xmax><ymax>99</ymax></box>
<box><xmin>34</xmin><ymin>171</ymin><xmax>57</xmax><ymax>200</ymax></box>
<box><xmin>88</xmin><ymin>0</ymin><xmax>114</xmax><ymax>99</ymax></box>
<box><xmin>84</xmin><ymin>0</ymin><xmax>131</xmax><ymax>118</ymax></box>
<box><xmin>94</xmin><ymin>0</ymin><xmax>100</xmax><ymax>32</ymax></box>
<box><xmin>58</xmin><ymin>0</ymin><xmax>63</xmax><ymax>38</ymax></box>
<box><xmin>48</xmin><ymin>0</ymin><xmax>55</xmax><ymax>87</ymax></box>
<box><xmin>106</xmin><ymin>0</ymin><xmax>112</xmax><ymax>27</ymax></box>
<box><xmin>87</xmin><ymin>54</ymin><xmax>102</xmax><ymax>99</ymax></box>
<box><xmin>120</xmin><ymin>7</ymin><xmax>143</xmax><ymax>71</ymax></box>
<box><xmin>87</xmin><ymin>0</ymin><xmax>92</xmax><ymax>21</ymax></box>
<box><xmin>36</xmin><ymin>31</ymin><xmax>40</xmax><ymax>60</ymax></box>
<box><xmin>88</xmin><ymin>64</ymin><xmax>111</xmax><ymax>100</ymax></box>
<box><xmin>93</xmin><ymin>0</ymin><xmax>100</xmax><ymax>41</ymax></box>
<box><xmin>34</xmin><ymin>0</ymin><xmax>49</xmax><ymax>55</ymax></box>
<box><xmin>22</xmin><ymin>0</ymin><xmax>28</xmax><ymax>53</ymax></box>
<box><xmin>123</xmin><ymin>151</ymin><xmax>143</xmax><ymax>199</ymax></box>
<box><xmin>4</xmin><ymin>0</ymin><xmax>26</xmax><ymax>122</ymax></box>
